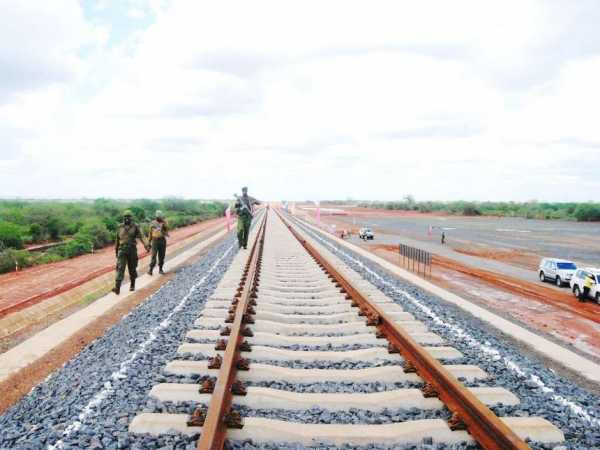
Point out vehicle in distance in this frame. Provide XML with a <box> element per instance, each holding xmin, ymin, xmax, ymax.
<box><xmin>570</xmin><ymin>268</ymin><xmax>600</xmax><ymax>303</ymax></box>
<box><xmin>538</xmin><ymin>258</ymin><xmax>577</xmax><ymax>287</ymax></box>
<box><xmin>359</xmin><ymin>227</ymin><xmax>374</xmax><ymax>240</ymax></box>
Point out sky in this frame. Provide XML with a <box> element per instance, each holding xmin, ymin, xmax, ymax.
<box><xmin>1</xmin><ymin>0</ymin><xmax>600</xmax><ymax>202</ymax></box>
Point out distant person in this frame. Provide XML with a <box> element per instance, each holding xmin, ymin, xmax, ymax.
<box><xmin>441</xmin><ymin>231</ymin><xmax>446</xmax><ymax>245</ymax></box>
<box><xmin>113</xmin><ymin>210</ymin><xmax>150</xmax><ymax>295</ymax></box>
<box><xmin>148</xmin><ymin>210</ymin><xmax>169</xmax><ymax>276</ymax></box>
<box><xmin>234</xmin><ymin>187</ymin><xmax>260</xmax><ymax>249</ymax></box>
<box><xmin>580</xmin><ymin>273</ymin><xmax>594</xmax><ymax>302</ymax></box>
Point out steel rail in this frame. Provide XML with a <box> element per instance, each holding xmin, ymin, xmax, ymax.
<box><xmin>276</xmin><ymin>209</ymin><xmax>529</xmax><ymax>450</ymax></box>
<box><xmin>196</xmin><ymin>210</ymin><xmax>268</xmax><ymax>450</ymax></box>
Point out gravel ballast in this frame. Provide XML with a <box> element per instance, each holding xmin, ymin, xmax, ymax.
<box><xmin>292</xmin><ymin>217</ymin><xmax>600</xmax><ymax>449</ymax></box>
<box><xmin>2</xmin><ymin>210</ymin><xmax>598</xmax><ymax>450</ymax></box>
<box><xmin>0</xmin><ymin>234</ymin><xmax>238</xmax><ymax>450</ymax></box>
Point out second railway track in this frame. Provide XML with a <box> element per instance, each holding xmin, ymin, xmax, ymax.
<box><xmin>130</xmin><ymin>208</ymin><xmax>565</xmax><ymax>449</ymax></box>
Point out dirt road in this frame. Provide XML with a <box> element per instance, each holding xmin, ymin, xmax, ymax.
<box><xmin>294</xmin><ymin>206</ymin><xmax>600</xmax><ymax>361</ymax></box>
<box><xmin>0</xmin><ymin>217</ymin><xmax>226</xmax><ymax>317</ymax></box>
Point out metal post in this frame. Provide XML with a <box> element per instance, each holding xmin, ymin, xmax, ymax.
<box><xmin>413</xmin><ymin>248</ymin><xmax>416</xmax><ymax>273</ymax></box>
<box><xmin>428</xmin><ymin>252</ymin><xmax>432</xmax><ymax>277</ymax></box>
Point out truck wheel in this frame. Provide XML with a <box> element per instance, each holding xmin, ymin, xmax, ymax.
<box><xmin>539</xmin><ymin>272</ymin><xmax>545</xmax><ymax>282</ymax></box>
<box><xmin>574</xmin><ymin>285</ymin><xmax>580</xmax><ymax>298</ymax></box>
<box><xmin>555</xmin><ymin>276</ymin><xmax>562</xmax><ymax>287</ymax></box>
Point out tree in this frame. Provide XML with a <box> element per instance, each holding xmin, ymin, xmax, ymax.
<box><xmin>30</xmin><ymin>223</ymin><xmax>43</xmax><ymax>242</ymax></box>
<box><xmin>462</xmin><ymin>202</ymin><xmax>482</xmax><ymax>216</ymax></box>
<box><xmin>77</xmin><ymin>219</ymin><xmax>112</xmax><ymax>249</ymax></box>
<box><xmin>129</xmin><ymin>206</ymin><xmax>146</xmax><ymax>221</ymax></box>
<box><xmin>574</xmin><ymin>204</ymin><xmax>600</xmax><ymax>222</ymax></box>
<box><xmin>0</xmin><ymin>221</ymin><xmax>24</xmax><ymax>249</ymax></box>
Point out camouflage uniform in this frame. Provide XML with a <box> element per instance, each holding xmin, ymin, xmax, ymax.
<box><xmin>235</xmin><ymin>188</ymin><xmax>260</xmax><ymax>249</ymax></box>
<box><xmin>148</xmin><ymin>214</ymin><xmax>169</xmax><ymax>275</ymax></box>
<box><xmin>113</xmin><ymin>211</ymin><xmax>149</xmax><ymax>294</ymax></box>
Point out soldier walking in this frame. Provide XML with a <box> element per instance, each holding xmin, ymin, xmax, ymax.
<box><xmin>148</xmin><ymin>210</ymin><xmax>169</xmax><ymax>275</ymax></box>
<box><xmin>112</xmin><ymin>210</ymin><xmax>150</xmax><ymax>295</ymax></box>
<box><xmin>235</xmin><ymin>187</ymin><xmax>260</xmax><ymax>249</ymax></box>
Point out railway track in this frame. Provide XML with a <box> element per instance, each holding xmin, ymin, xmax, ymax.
<box><xmin>129</xmin><ymin>208</ymin><xmax>564</xmax><ymax>449</ymax></box>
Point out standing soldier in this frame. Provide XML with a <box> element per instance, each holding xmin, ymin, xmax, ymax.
<box><xmin>112</xmin><ymin>210</ymin><xmax>150</xmax><ymax>295</ymax></box>
<box><xmin>234</xmin><ymin>186</ymin><xmax>260</xmax><ymax>249</ymax></box>
<box><xmin>148</xmin><ymin>210</ymin><xmax>169</xmax><ymax>275</ymax></box>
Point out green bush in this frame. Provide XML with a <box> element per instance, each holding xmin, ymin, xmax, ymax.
<box><xmin>355</xmin><ymin>199</ymin><xmax>600</xmax><ymax>222</ymax></box>
<box><xmin>574</xmin><ymin>204</ymin><xmax>600</xmax><ymax>222</ymax></box>
<box><xmin>462</xmin><ymin>203</ymin><xmax>481</xmax><ymax>216</ymax></box>
<box><xmin>0</xmin><ymin>198</ymin><xmax>227</xmax><ymax>272</ymax></box>
<box><xmin>0</xmin><ymin>221</ymin><xmax>24</xmax><ymax>249</ymax></box>
<box><xmin>29</xmin><ymin>223</ymin><xmax>43</xmax><ymax>242</ymax></box>
<box><xmin>77</xmin><ymin>219</ymin><xmax>112</xmax><ymax>249</ymax></box>
<box><xmin>165</xmin><ymin>215</ymin><xmax>185</xmax><ymax>228</ymax></box>
<box><xmin>0</xmin><ymin>249</ymin><xmax>33</xmax><ymax>272</ymax></box>
<box><xmin>34</xmin><ymin>252</ymin><xmax>65</xmax><ymax>265</ymax></box>
<box><xmin>63</xmin><ymin>220</ymin><xmax>83</xmax><ymax>236</ymax></box>
<box><xmin>60</xmin><ymin>235</ymin><xmax>94</xmax><ymax>258</ymax></box>
<box><xmin>102</xmin><ymin>216</ymin><xmax>119</xmax><ymax>233</ymax></box>
<box><xmin>129</xmin><ymin>206</ymin><xmax>146</xmax><ymax>221</ymax></box>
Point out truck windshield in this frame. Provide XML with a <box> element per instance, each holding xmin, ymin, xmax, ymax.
<box><xmin>557</xmin><ymin>262</ymin><xmax>576</xmax><ymax>270</ymax></box>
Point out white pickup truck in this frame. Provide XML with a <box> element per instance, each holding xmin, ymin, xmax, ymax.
<box><xmin>358</xmin><ymin>228</ymin><xmax>374</xmax><ymax>240</ymax></box>
<box><xmin>570</xmin><ymin>268</ymin><xmax>600</xmax><ymax>303</ymax></box>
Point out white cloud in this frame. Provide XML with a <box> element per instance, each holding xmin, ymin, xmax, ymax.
<box><xmin>2</xmin><ymin>0</ymin><xmax>600</xmax><ymax>201</ymax></box>
<box><xmin>0</xmin><ymin>1</ymin><xmax>97</xmax><ymax>101</ymax></box>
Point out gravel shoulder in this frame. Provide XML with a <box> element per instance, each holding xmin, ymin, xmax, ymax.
<box><xmin>0</xmin><ymin>234</ymin><xmax>238</xmax><ymax>450</ymax></box>
<box><xmin>3</xmin><ymin>211</ymin><xmax>599</xmax><ymax>450</ymax></box>
<box><xmin>294</xmin><ymin>217</ymin><xmax>600</xmax><ymax>450</ymax></box>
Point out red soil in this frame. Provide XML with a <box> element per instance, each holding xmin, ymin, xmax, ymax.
<box><xmin>453</xmin><ymin>246</ymin><xmax>540</xmax><ymax>271</ymax></box>
<box><xmin>369</xmin><ymin>243</ymin><xmax>600</xmax><ymax>325</ymax></box>
<box><xmin>298</xmin><ymin>204</ymin><xmax>448</xmax><ymax>218</ymax></box>
<box><xmin>368</xmin><ymin>244</ymin><xmax>600</xmax><ymax>360</ymax></box>
<box><xmin>0</xmin><ymin>217</ymin><xmax>226</xmax><ymax>318</ymax></box>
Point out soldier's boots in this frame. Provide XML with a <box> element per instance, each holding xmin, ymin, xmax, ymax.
<box><xmin>130</xmin><ymin>279</ymin><xmax>136</xmax><ymax>292</ymax></box>
<box><xmin>159</xmin><ymin>266</ymin><xmax>165</xmax><ymax>275</ymax></box>
<box><xmin>148</xmin><ymin>266</ymin><xmax>153</xmax><ymax>276</ymax></box>
<box><xmin>112</xmin><ymin>280</ymin><xmax>121</xmax><ymax>295</ymax></box>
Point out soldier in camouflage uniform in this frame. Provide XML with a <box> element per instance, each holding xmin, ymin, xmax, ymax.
<box><xmin>234</xmin><ymin>187</ymin><xmax>260</xmax><ymax>249</ymax></box>
<box><xmin>148</xmin><ymin>210</ymin><xmax>169</xmax><ymax>276</ymax></box>
<box><xmin>112</xmin><ymin>210</ymin><xmax>150</xmax><ymax>295</ymax></box>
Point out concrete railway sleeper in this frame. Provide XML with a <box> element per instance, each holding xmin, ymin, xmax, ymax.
<box><xmin>129</xmin><ymin>208</ymin><xmax>564</xmax><ymax>449</ymax></box>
